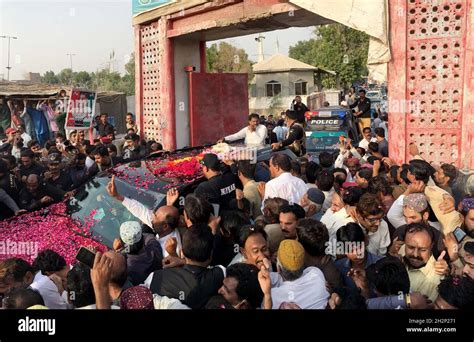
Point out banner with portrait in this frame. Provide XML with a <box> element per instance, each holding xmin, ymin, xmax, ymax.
<box><xmin>65</xmin><ymin>89</ymin><xmax>97</xmax><ymax>129</ymax></box>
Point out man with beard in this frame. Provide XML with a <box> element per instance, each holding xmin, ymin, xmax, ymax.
<box><xmin>460</xmin><ymin>241</ymin><xmax>474</xmax><ymax>279</ymax></box>
<box><xmin>299</xmin><ymin>188</ymin><xmax>325</xmax><ymax>221</ymax></box>
<box><xmin>433</xmin><ymin>164</ymin><xmax>457</xmax><ymax>195</ymax></box>
<box><xmin>18</xmin><ymin>174</ymin><xmax>66</xmax><ymax>211</ymax></box>
<box><xmin>106</xmin><ymin>176</ymin><xmax>182</xmax><ymax>258</ymax></box>
<box><xmin>70</xmin><ymin>153</ymin><xmax>92</xmax><ymax>187</ymax></box>
<box><xmin>447</xmin><ymin>239</ymin><xmax>474</xmax><ymax>280</ymax></box>
<box><xmin>122</xmin><ymin>133</ymin><xmax>146</xmax><ymax>162</ymax></box>
<box><xmin>402</xmin><ymin>223</ymin><xmax>449</xmax><ymax>301</ymax></box>
<box><xmin>387</xmin><ymin>193</ymin><xmax>446</xmax><ymax>260</ymax></box>
<box><xmin>19</xmin><ymin>149</ymin><xmax>44</xmax><ymax>182</ymax></box>
<box><xmin>459</xmin><ymin>198</ymin><xmax>474</xmax><ymax>239</ymax></box>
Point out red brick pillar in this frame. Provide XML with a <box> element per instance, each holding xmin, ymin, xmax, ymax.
<box><xmin>134</xmin><ymin>17</ymin><xmax>176</xmax><ymax>150</ymax></box>
<box><xmin>388</xmin><ymin>0</ymin><xmax>473</xmax><ymax>168</ymax></box>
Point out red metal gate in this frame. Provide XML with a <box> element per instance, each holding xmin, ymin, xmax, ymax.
<box><xmin>389</xmin><ymin>0</ymin><xmax>474</xmax><ymax>168</ymax></box>
<box><xmin>189</xmin><ymin>72</ymin><xmax>249</xmax><ymax>146</ymax></box>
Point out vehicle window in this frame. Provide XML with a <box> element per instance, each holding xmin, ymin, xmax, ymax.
<box><xmin>68</xmin><ymin>176</ymin><xmax>164</xmax><ymax>248</ymax></box>
<box><xmin>306</xmin><ymin>131</ymin><xmax>346</xmax><ymax>152</ymax></box>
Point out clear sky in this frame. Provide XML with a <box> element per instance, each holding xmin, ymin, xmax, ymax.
<box><xmin>0</xmin><ymin>0</ymin><xmax>315</xmax><ymax>81</ymax></box>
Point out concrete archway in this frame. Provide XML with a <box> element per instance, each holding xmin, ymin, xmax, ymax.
<box><xmin>133</xmin><ymin>0</ymin><xmax>474</xmax><ymax>168</ymax></box>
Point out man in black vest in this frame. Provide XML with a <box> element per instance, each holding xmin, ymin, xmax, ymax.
<box><xmin>144</xmin><ymin>224</ymin><xmax>225</xmax><ymax>309</ymax></box>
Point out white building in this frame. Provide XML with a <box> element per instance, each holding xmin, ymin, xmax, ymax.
<box><xmin>249</xmin><ymin>54</ymin><xmax>334</xmax><ymax>116</ymax></box>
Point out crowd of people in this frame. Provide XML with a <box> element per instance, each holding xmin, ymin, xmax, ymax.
<box><xmin>0</xmin><ymin>102</ymin><xmax>162</xmax><ymax>219</ymax></box>
<box><xmin>0</xmin><ymin>95</ymin><xmax>473</xmax><ymax>310</ymax></box>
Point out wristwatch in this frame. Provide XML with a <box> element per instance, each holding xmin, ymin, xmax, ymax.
<box><xmin>405</xmin><ymin>293</ymin><xmax>411</xmax><ymax>308</ymax></box>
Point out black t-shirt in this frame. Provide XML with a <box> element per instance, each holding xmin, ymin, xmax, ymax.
<box><xmin>122</xmin><ymin>146</ymin><xmax>146</xmax><ymax>161</ymax></box>
<box><xmin>19</xmin><ymin>163</ymin><xmax>44</xmax><ymax>179</ymax></box>
<box><xmin>149</xmin><ymin>264</ymin><xmax>224</xmax><ymax>309</ymax></box>
<box><xmin>294</xmin><ymin>103</ymin><xmax>309</xmax><ymax>124</ymax></box>
<box><xmin>97</xmin><ymin>123</ymin><xmax>115</xmax><ymax>137</ymax></box>
<box><xmin>0</xmin><ymin>173</ymin><xmax>22</xmax><ymax>201</ymax></box>
<box><xmin>45</xmin><ymin>170</ymin><xmax>73</xmax><ymax>192</ymax></box>
<box><xmin>194</xmin><ymin>172</ymin><xmax>236</xmax><ymax>210</ymax></box>
<box><xmin>211</xmin><ymin>230</ymin><xmax>237</xmax><ymax>267</ymax></box>
<box><xmin>18</xmin><ymin>183</ymin><xmax>65</xmax><ymax>211</ymax></box>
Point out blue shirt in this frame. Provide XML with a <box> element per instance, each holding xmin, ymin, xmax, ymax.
<box><xmin>255</xmin><ymin>163</ymin><xmax>271</xmax><ymax>183</ymax></box>
<box><xmin>20</xmin><ymin>110</ymin><xmax>37</xmax><ymax>142</ymax></box>
<box><xmin>335</xmin><ymin>252</ymin><xmax>383</xmax><ymax>291</ymax></box>
<box><xmin>26</xmin><ymin>108</ymin><xmax>50</xmax><ymax>146</ymax></box>
<box><xmin>310</xmin><ymin>211</ymin><xmax>323</xmax><ymax>221</ymax></box>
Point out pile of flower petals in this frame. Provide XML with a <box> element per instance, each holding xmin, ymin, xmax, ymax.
<box><xmin>152</xmin><ymin>156</ymin><xmax>202</xmax><ymax>182</ymax></box>
<box><xmin>0</xmin><ymin>202</ymin><xmax>106</xmax><ymax>264</ymax></box>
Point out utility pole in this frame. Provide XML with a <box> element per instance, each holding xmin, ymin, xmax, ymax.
<box><xmin>255</xmin><ymin>34</ymin><xmax>265</xmax><ymax>62</ymax></box>
<box><xmin>1</xmin><ymin>35</ymin><xmax>18</xmax><ymax>81</ymax></box>
<box><xmin>66</xmin><ymin>53</ymin><xmax>76</xmax><ymax>71</ymax></box>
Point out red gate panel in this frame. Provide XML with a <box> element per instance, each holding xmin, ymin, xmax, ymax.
<box><xmin>389</xmin><ymin>0</ymin><xmax>472</xmax><ymax>168</ymax></box>
<box><xmin>190</xmin><ymin>73</ymin><xmax>249</xmax><ymax>146</ymax></box>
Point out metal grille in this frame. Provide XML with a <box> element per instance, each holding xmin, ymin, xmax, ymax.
<box><xmin>140</xmin><ymin>23</ymin><xmax>162</xmax><ymax>143</ymax></box>
<box><xmin>406</xmin><ymin>0</ymin><xmax>465</xmax><ymax>166</ymax></box>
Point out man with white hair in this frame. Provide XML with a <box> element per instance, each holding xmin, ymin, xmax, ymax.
<box><xmin>300</xmin><ymin>188</ymin><xmax>325</xmax><ymax>221</ymax></box>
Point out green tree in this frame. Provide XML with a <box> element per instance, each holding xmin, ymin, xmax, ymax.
<box><xmin>73</xmin><ymin>71</ymin><xmax>92</xmax><ymax>88</ymax></box>
<box><xmin>57</xmin><ymin>68</ymin><xmax>74</xmax><ymax>85</ymax></box>
<box><xmin>206</xmin><ymin>44</ymin><xmax>219</xmax><ymax>72</ymax></box>
<box><xmin>206</xmin><ymin>42</ymin><xmax>254</xmax><ymax>83</ymax></box>
<box><xmin>41</xmin><ymin>70</ymin><xmax>59</xmax><ymax>84</ymax></box>
<box><xmin>40</xmin><ymin>52</ymin><xmax>134</xmax><ymax>95</ymax></box>
<box><xmin>121</xmin><ymin>53</ymin><xmax>135</xmax><ymax>95</ymax></box>
<box><xmin>289</xmin><ymin>24</ymin><xmax>369</xmax><ymax>88</ymax></box>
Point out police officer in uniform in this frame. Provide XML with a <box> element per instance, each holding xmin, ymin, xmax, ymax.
<box><xmin>271</xmin><ymin>110</ymin><xmax>305</xmax><ymax>156</ymax></box>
